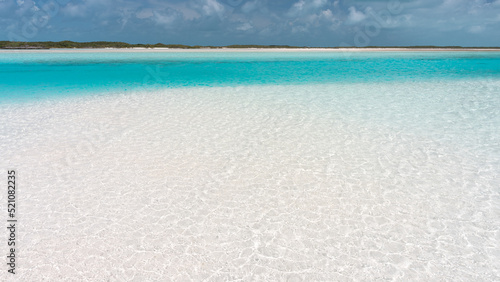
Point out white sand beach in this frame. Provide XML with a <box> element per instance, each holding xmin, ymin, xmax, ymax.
<box><xmin>1</xmin><ymin>81</ymin><xmax>499</xmax><ymax>280</ymax></box>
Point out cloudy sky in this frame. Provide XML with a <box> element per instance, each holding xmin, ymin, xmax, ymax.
<box><xmin>1</xmin><ymin>0</ymin><xmax>499</xmax><ymax>46</ymax></box>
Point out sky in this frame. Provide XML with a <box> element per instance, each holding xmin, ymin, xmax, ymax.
<box><xmin>1</xmin><ymin>0</ymin><xmax>500</xmax><ymax>47</ymax></box>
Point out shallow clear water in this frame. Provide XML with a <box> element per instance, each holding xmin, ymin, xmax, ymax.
<box><xmin>0</xmin><ymin>51</ymin><xmax>499</xmax><ymax>280</ymax></box>
<box><xmin>1</xmin><ymin>51</ymin><xmax>500</xmax><ymax>101</ymax></box>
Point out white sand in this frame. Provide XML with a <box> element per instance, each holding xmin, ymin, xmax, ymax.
<box><xmin>0</xmin><ymin>83</ymin><xmax>499</xmax><ymax>280</ymax></box>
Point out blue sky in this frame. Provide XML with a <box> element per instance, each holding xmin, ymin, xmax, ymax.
<box><xmin>1</xmin><ymin>0</ymin><xmax>500</xmax><ymax>46</ymax></box>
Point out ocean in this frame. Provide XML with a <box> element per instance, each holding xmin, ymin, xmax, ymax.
<box><xmin>1</xmin><ymin>51</ymin><xmax>500</xmax><ymax>100</ymax></box>
<box><xmin>0</xmin><ymin>50</ymin><xmax>499</xmax><ymax>280</ymax></box>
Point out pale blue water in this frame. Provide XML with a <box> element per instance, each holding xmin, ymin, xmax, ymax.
<box><xmin>1</xmin><ymin>51</ymin><xmax>500</xmax><ymax>102</ymax></box>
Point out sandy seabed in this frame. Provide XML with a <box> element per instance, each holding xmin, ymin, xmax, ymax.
<box><xmin>0</xmin><ymin>82</ymin><xmax>499</xmax><ymax>281</ymax></box>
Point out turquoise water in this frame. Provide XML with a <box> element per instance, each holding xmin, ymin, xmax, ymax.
<box><xmin>1</xmin><ymin>51</ymin><xmax>500</xmax><ymax>101</ymax></box>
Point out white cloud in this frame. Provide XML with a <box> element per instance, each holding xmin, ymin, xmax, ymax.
<box><xmin>61</xmin><ymin>3</ymin><xmax>88</xmax><ymax>18</ymax></box>
<box><xmin>347</xmin><ymin>6</ymin><xmax>366</xmax><ymax>24</ymax></box>
<box><xmin>236</xmin><ymin>22</ymin><xmax>252</xmax><ymax>31</ymax></box>
<box><xmin>289</xmin><ymin>0</ymin><xmax>305</xmax><ymax>14</ymax></box>
<box><xmin>288</xmin><ymin>0</ymin><xmax>327</xmax><ymax>17</ymax></box>
<box><xmin>202</xmin><ymin>0</ymin><xmax>225</xmax><ymax>16</ymax></box>
<box><xmin>321</xmin><ymin>9</ymin><xmax>334</xmax><ymax>19</ymax></box>
<box><xmin>152</xmin><ymin>9</ymin><xmax>181</xmax><ymax>27</ymax></box>
<box><xmin>314</xmin><ymin>0</ymin><xmax>328</xmax><ymax>8</ymax></box>
<box><xmin>241</xmin><ymin>0</ymin><xmax>259</xmax><ymax>14</ymax></box>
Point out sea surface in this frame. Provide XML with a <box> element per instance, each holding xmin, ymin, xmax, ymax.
<box><xmin>0</xmin><ymin>51</ymin><xmax>499</xmax><ymax>280</ymax></box>
<box><xmin>1</xmin><ymin>51</ymin><xmax>500</xmax><ymax>101</ymax></box>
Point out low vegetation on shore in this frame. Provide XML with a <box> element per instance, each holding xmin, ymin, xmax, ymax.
<box><xmin>1</xmin><ymin>41</ymin><xmax>499</xmax><ymax>49</ymax></box>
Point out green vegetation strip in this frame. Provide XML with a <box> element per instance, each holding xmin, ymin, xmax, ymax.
<box><xmin>0</xmin><ymin>41</ymin><xmax>499</xmax><ymax>49</ymax></box>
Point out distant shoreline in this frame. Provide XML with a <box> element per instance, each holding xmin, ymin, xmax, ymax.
<box><xmin>1</xmin><ymin>41</ymin><xmax>500</xmax><ymax>52</ymax></box>
<box><xmin>1</xmin><ymin>47</ymin><xmax>500</xmax><ymax>53</ymax></box>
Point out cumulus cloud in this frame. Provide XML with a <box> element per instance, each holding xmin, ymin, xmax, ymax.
<box><xmin>153</xmin><ymin>9</ymin><xmax>181</xmax><ymax>27</ymax></box>
<box><xmin>241</xmin><ymin>0</ymin><xmax>261</xmax><ymax>14</ymax></box>
<box><xmin>284</xmin><ymin>0</ymin><xmax>341</xmax><ymax>35</ymax></box>
<box><xmin>288</xmin><ymin>0</ymin><xmax>328</xmax><ymax>17</ymax></box>
<box><xmin>201</xmin><ymin>0</ymin><xmax>225</xmax><ymax>17</ymax></box>
<box><xmin>346</xmin><ymin>6</ymin><xmax>366</xmax><ymax>24</ymax></box>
